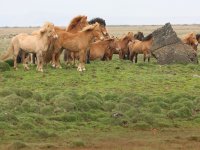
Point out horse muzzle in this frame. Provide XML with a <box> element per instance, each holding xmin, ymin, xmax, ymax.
<box><xmin>53</xmin><ymin>34</ymin><xmax>58</xmax><ymax>39</ymax></box>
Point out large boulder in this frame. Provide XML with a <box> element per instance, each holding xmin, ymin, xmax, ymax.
<box><xmin>151</xmin><ymin>23</ymin><xmax>198</xmax><ymax>64</ymax></box>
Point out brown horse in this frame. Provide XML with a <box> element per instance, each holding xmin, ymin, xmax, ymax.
<box><xmin>52</xmin><ymin>23</ymin><xmax>104</xmax><ymax>71</ymax></box>
<box><xmin>88</xmin><ymin>38</ymin><xmax>117</xmax><ymax>61</ymax></box>
<box><xmin>64</xmin><ymin>17</ymin><xmax>109</xmax><ymax>65</ymax></box>
<box><xmin>116</xmin><ymin>32</ymin><xmax>134</xmax><ymax>59</ymax></box>
<box><xmin>128</xmin><ymin>33</ymin><xmax>153</xmax><ymax>63</ymax></box>
<box><xmin>49</xmin><ymin>15</ymin><xmax>89</xmax><ymax>68</ymax></box>
<box><xmin>181</xmin><ymin>32</ymin><xmax>198</xmax><ymax>51</ymax></box>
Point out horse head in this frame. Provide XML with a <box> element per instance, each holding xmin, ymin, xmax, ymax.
<box><xmin>40</xmin><ymin>22</ymin><xmax>58</xmax><ymax>39</ymax></box>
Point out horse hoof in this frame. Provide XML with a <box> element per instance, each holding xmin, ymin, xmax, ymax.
<box><xmin>82</xmin><ymin>67</ymin><xmax>86</xmax><ymax>71</ymax></box>
<box><xmin>14</xmin><ymin>68</ymin><xmax>18</xmax><ymax>71</ymax></box>
<box><xmin>77</xmin><ymin>67</ymin><xmax>82</xmax><ymax>72</ymax></box>
<box><xmin>52</xmin><ymin>64</ymin><xmax>56</xmax><ymax>68</ymax></box>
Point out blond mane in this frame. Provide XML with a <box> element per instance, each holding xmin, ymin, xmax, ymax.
<box><xmin>66</xmin><ymin>15</ymin><xmax>86</xmax><ymax>32</ymax></box>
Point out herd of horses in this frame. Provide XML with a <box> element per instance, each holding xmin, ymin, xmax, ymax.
<box><xmin>0</xmin><ymin>15</ymin><xmax>200</xmax><ymax>72</ymax></box>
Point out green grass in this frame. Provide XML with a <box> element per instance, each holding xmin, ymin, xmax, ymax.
<box><xmin>0</xmin><ymin>56</ymin><xmax>200</xmax><ymax>146</ymax></box>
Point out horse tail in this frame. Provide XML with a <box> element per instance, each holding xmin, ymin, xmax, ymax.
<box><xmin>0</xmin><ymin>43</ymin><xmax>14</xmax><ymax>61</ymax></box>
<box><xmin>63</xmin><ymin>50</ymin><xmax>68</xmax><ymax>62</ymax></box>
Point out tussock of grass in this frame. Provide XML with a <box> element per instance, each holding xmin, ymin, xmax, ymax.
<box><xmin>0</xmin><ymin>61</ymin><xmax>10</xmax><ymax>72</ymax></box>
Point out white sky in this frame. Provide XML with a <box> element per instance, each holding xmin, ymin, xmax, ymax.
<box><xmin>0</xmin><ymin>0</ymin><xmax>200</xmax><ymax>26</ymax></box>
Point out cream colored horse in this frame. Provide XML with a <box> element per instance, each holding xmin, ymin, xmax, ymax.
<box><xmin>0</xmin><ymin>22</ymin><xmax>58</xmax><ymax>72</ymax></box>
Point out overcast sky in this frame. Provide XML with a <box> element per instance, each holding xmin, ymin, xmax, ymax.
<box><xmin>0</xmin><ymin>0</ymin><xmax>200</xmax><ymax>26</ymax></box>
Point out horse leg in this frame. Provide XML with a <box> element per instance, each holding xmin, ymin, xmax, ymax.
<box><xmin>86</xmin><ymin>48</ymin><xmax>90</xmax><ymax>64</ymax></box>
<box><xmin>77</xmin><ymin>50</ymin><xmax>85</xmax><ymax>72</ymax></box>
<box><xmin>52</xmin><ymin>52</ymin><xmax>56</xmax><ymax>68</ymax></box>
<box><xmin>135</xmin><ymin>53</ymin><xmax>138</xmax><ymax>63</ymax></box>
<box><xmin>143</xmin><ymin>52</ymin><xmax>147</xmax><ymax>62</ymax></box>
<box><xmin>23</xmin><ymin>53</ymin><xmax>30</xmax><ymax>71</ymax></box>
<box><xmin>55</xmin><ymin>51</ymin><xmax>62</xmax><ymax>69</ymax></box>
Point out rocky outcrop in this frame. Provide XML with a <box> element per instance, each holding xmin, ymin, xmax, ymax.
<box><xmin>151</xmin><ymin>23</ymin><xmax>198</xmax><ymax>64</ymax></box>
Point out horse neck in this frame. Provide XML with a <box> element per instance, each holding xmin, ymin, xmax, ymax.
<box><xmin>79</xmin><ymin>30</ymin><xmax>95</xmax><ymax>45</ymax></box>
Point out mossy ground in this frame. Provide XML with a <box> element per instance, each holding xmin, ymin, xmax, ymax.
<box><xmin>0</xmin><ymin>56</ymin><xmax>200</xmax><ymax>149</ymax></box>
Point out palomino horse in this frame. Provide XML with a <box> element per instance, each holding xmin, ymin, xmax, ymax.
<box><xmin>181</xmin><ymin>33</ymin><xmax>198</xmax><ymax>51</ymax></box>
<box><xmin>128</xmin><ymin>33</ymin><xmax>153</xmax><ymax>63</ymax></box>
<box><xmin>88</xmin><ymin>38</ymin><xmax>117</xmax><ymax>61</ymax></box>
<box><xmin>116</xmin><ymin>32</ymin><xmax>134</xmax><ymax>59</ymax></box>
<box><xmin>0</xmin><ymin>22</ymin><xmax>58</xmax><ymax>72</ymax></box>
<box><xmin>52</xmin><ymin>23</ymin><xmax>104</xmax><ymax>72</ymax></box>
<box><xmin>64</xmin><ymin>17</ymin><xmax>109</xmax><ymax>66</ymax></box>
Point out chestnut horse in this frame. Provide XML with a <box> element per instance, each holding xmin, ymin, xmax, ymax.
<box><xmin>116</xmin><ymin>32</ymin><xmax>134</xmax><ymax>59</ymax></box>
<box><xmin>128</xmin><ymin>33</ymin><xmax>153</xmax><ymax>63</ymax></box>
<box><xmin>52</xmin><ymin>23</ymin><xmax>104</xmax><ymax>72</ymax></box>
<box><xmin>50</xmin><ymin>15</ymin><xmax>89</xmax><ymax>68</ymax></box>
<box><xmin>181</xmin><ymin>32</ymin><xmax>198</xmax><ymax>51</ymax></box>
<box><xmin>64</xmin><ymin>17</ymin><xmax>109</xmax><ymax>65</ymax></box>
<box><xmin>88</xmin><ymin>38</ymin><xmax>117</xmax><ymax>61</ymax></box>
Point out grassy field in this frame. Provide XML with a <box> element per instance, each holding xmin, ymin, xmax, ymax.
<box><xmin>0</xmin><ymin>25</ymin><xmax>200</xmax><ymax>150</ymax></box>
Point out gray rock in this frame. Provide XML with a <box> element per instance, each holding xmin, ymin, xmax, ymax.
<box><xmin>151</xmin><ymin>23</ymin><xmax>198</xmax><ymax>64</ymax></box>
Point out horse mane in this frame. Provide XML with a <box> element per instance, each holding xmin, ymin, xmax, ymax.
<box><xmin>196</xmin><ymin>34</ymin><xmax>200</xmax><ymax>40</ymax></box>
<box><xmin>134</xmin><ymin>32</ymin><xmax>144</xmax><ymax>40</ymax></box>
<box><xmin>81</xmin><ymin>24</ymin><xmax>95</xmax><ymax>32</ymax></box>
<box><xmin>88</xmin><ymin>17</ymin><xmax>106</xmax><ymax>27</ymax></box>
<box><xmin>142</xmin><ymin>33</ymin><xmax>153</xmax><ymax>41</ymax></box>
<box><xmin>66</xmin><ymin>15</ymin><xmax>85</xmax><ymax>31</ymax></box>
